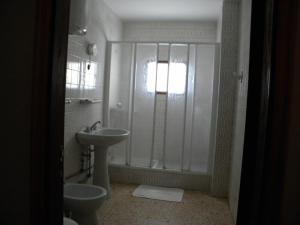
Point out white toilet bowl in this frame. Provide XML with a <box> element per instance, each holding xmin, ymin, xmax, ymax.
<box><xmin>64</xmin><ymin>183</ymin><xmax>107</xmax><ymax>225</ymax></box>
<box><xmin>64</xmin><ymin>217</ymin><xmax>78</xmax><ymax>225</ymax></box>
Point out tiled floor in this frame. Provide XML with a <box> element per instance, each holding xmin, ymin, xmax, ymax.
<box><xmin>98</xmin><ymin>183</ymin><xmax>234</xmax><ymax>225</ymax></box>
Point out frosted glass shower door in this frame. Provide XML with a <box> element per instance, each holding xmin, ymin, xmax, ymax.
<box><xmin>182</xmin><ymin>45</ymin><xmax>196</xmax><ymax>171</ymax></box>
<box><xmin>189</xmin><ymin>44</ymin><xmax>216</xmax><ymax>173</ymax></box>
<box><xmin>130</xmin><ymin>44</ymin><xmax>158</xmax><ymax>168</ymax></box>
<box><xmin>164</xmin><ymin>44</ymin><xmax>189</xmax><ymax>170</ymax></box>
<box><xmin>106</xmin><ymin>41</ymin><xmax>219</xmax><ymax>174</ymax></box>
<box><xmin>108</xmin><ymin>43</ymin><xmax>134</xmax><ymax>165</ymax></box>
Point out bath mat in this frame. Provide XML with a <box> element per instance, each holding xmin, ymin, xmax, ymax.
<box><xmin>132</xmin><ymin>185</ymin><xmax>184</xmax><ymax>202</ymax></box>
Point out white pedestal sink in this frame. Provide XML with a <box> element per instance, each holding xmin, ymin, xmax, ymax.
<box><xmin>76</xmin><ymin>128</ymin><xmax>129</xmax><ymax>197</ymax></box>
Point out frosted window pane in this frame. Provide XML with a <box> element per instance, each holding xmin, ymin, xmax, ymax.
<box><xmin>147</xmin><ymin>62</ymin><xmax>186</xmax><ymax>94</ymax></box>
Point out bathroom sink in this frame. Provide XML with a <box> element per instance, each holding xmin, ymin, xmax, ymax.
<box><xmin>76</xmin><ymin>127</ymin><xmax>129</xmax><ymax>147</ymax></box>
<box><xmin>76</xmin><ymin>127</ymin><xmax>129</xmax><ymax>198</ymax></box>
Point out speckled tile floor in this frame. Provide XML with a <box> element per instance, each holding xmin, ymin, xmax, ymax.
<box><xmin>97</xmin><ymin>183</ymin><xmax>234</xmax><ymax>225</ymax></box>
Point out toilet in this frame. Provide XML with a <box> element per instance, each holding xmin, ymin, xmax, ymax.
<box><xmin>64</xmin><ymin>217</ymin><xmax>78</xmax><ymax>225</ymax></box>
<box><xmin>64</xmin><ymin>183</ymin><xmax>107</xmax><ymax>225</ymax></box>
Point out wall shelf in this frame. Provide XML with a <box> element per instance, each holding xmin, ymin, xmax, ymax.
<box><xmin>65</xmin><ymin>98</ymin><xmax>103</xmax><ymax>104</ymax></box>
<box><xmin>79</xmin><ymin>98</ymin><xmax>102</xmax><ymax>104</ymax></box>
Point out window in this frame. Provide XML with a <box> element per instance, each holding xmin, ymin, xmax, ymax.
<box><xmin>66</xmin><ymin>62</ymin><xmax>80</xmax><ymax>89</ymax></box>
<box><xmin>66</xmin><ymin>59</ymin><xmax>97</xmax><ymax>90</ymax></box>
<box><xmin>147</xmin><ymin>61</ymin><xmax>186</xmax><ymax>94</ymax></box>
<box><xmin>83</xmin><ymin>62</ymin><xmax>97</xmax><ymax>89</ymax></box>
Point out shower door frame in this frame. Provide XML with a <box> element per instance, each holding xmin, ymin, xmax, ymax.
<box><xmin>104</xmin><ymin>41</ymin><xmax>220</xmax><ymax>175</ymax></box>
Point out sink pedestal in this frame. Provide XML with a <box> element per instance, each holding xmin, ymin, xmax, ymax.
<box><xmin>93</xmin><ymin>146</ymin><xmax>111</xmax><ymax>198</ymax></box>
<box><xmin>76</xmin><ymin>127</ymin><xmax>129</xmax><ymax>199</ymax></box>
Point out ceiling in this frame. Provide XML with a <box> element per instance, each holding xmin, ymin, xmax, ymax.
<box><xmin>102</xmin><ymin>0</ymin><xmax>223</xmax><ymax>21</ymax></box>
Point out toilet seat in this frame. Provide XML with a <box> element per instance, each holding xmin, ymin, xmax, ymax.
<box><xmin>64</xmin><ymin>217</ymin><xmax>78</xmax><ymax>225</ymax></box>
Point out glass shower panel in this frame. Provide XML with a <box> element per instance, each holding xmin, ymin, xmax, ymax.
<box><xmin>164</xmin><ymin>44</ymin><xmax>189</xmax><ymax>170</ymax></box>
<box><xmin>130</xmin><ymin>44</ymin><xmax>157</xmax><ymax>168</ymax></box>
<box><xmin>182</xmin><ymin>45</ymin><xmax>196</xmax><ymax>171</ymax></box>
<box><xmin>108</xmin><ymin>43</ymin><xmax>134</xmax><ymax>165</ymax></box>
<box><xmin>190</xmin><ymin>44</ymin><xmax>216</xmax><ymax>173</ymax></box>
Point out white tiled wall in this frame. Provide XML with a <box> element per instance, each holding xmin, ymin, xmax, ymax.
<box><xmin>229</xmin><ymin>0</ymin><xmax>252</xmax><ymax>222</ymax></box>
<box><xmin>64</xmin><ymin>0</ymin><xmax>122</xmax><ymax>180</ymax></box>
<box><xmin>64</xmin><ymin>36</ymin><xmax>104</xmax><ymax>178</ymax></box>
<box><xmin>211</xmin><ymin>0</ymin><xmax>241</xmax><ymax>197</ymax></box>
<box><xmin>217</xmin><ymin>3</ymin><xmax>224</xmax><ymax>43</ymax></box>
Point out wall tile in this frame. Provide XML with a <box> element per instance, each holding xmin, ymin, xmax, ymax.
<box><xmin>211</xmin><ymin>0</ymin><xmax>241</xmax><ymax>197</ymax></box>
<box><xmin>64</xmin><ymin>0</ymin><xmax>122</xmax><ymax>180</ymax></box>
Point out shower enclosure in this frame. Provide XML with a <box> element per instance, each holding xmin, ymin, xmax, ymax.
<box><xmin>104</xmin><ymin>41</ymin><xmax>220</xmax><ymax>179</ymax></box>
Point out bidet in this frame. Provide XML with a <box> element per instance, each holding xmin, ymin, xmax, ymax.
<box><xmin>64</xmin><ymin>183</ymin><xmax>107</xmax><ymax>225</ymax></box>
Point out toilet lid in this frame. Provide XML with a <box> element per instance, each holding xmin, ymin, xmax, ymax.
<box><xmin>63</xmin><ymin>217</ymin><xmax>78</xmax><ymax>225</ymax></box>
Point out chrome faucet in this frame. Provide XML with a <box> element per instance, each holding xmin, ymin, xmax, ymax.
<box><xmin>89</xmin><ymin>120</ymin><xmax>101</xmax><ymax>131</ymax></box>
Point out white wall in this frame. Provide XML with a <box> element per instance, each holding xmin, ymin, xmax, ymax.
<box><xmin>123</xmin><ymin>21</ymin><xmax>217</xmax><ymax>42</ymax></box>
<box><xmin>216</xmin><ymin>4</ymin><xmax>223</xmax><ymax>43</ymax></box>
<box><xmin>210</xmin><ymin>0</ymin><xmax>240</xmax><ymax>197</ymax></box>
<box><xmin>64</xmin><ymin>0</ymin><xmax>122</xmax><ymax>180</ymax></box>
<box><xmin>229</xmin><ymin>0</ymin><xmax>252</xmax><ymax>222</ymax></box>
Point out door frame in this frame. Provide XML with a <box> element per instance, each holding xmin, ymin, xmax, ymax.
<box><xmin>236</xmin><ymin>0</ymin><xmax>275</xmax><ymax>224</ymax></box>
<box><xmin>237</xmin><ymin>0</ymin><xmax>300</xmax><ymax>225</ymax></box>
<box><xmin>30</xmin><ymin>0</ymin><xmax>70</xmax><ymax>224</ymax></box>
<box><xmin>33</xmin><ymin>0</ymin><xmax>300</xmax><ymax>224</ymax></box>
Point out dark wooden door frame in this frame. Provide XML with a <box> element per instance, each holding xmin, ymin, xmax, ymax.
<box><xmin>237</xmin><ymin>0</ymin><xmax>300</xmax><ymax>225</ymax></box>
<box><xmin>30</xmin><ymin>0</ymin><xmax>69</xmax><ymax>224</ymax></box>
<box><xmin>237</xmin><ymin>0</ymin><xmax>275</xmax><ymax>224</ymax></box>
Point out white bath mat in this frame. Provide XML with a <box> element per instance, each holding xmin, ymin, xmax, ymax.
<box><xmin>132</xmin><ymin>185</ymin><xmax>184</xmax><ymax>202</ymax></box>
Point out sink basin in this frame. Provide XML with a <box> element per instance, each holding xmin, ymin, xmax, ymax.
<box><xmin>76</xmin><ymin>128</ymin><xmax>129</xmax><ymax>147</ymax></box>
<box><xmin>76</xmin><ymin>127</ymin><xmax>130</xmax><ymax>198</ymax></box>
